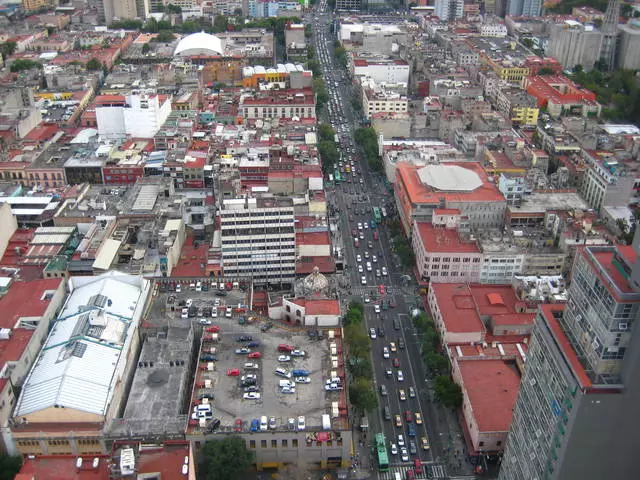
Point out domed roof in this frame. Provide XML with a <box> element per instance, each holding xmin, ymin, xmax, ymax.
<box><xmin>303</xmin><ymin>266</ymin><xmax>329</xmax><ymax>295</ymax></box>
<box><xmin>174</xmin><ymin>31</ymin><xmax>223</xmax><ymax>57</ymax></box>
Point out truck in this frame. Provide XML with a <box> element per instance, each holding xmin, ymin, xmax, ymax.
<box><xmin>359</xmin><ymin>415</ymin><xmax>369</xmax><ymax>432</ymax></box>
<box><xmin>322</xmin><ymin>414</ymin><xmax>332</xmax><ymax>431</ymax></box>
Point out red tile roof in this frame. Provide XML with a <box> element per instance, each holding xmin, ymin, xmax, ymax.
<box><xmin>296</xmin><ymin>256</ymin><xmax>335</xmax><ymax>274</ymax></box>
<box><xmin>296</xmin><ymin>231</ymin><xmax>330</xmax><ymax>245</ymax></box>
<box><xmin>305</xmin><ymin>299</ymin><xmax>341</xmax><ymax>315</ymax></box>
<box><xmin>458</xmin><ymin>359</ymin><xmax>520</xmax><ymax>432</ymax></box>
<box><xmin>539</xmin><ymin>304</ymin><xmax>592</xmax><ymax>388</ymax></box>
<box><xmin>395</xmin><ymin>162</ymin><xmax>505</xmax><ymax>205</ymax></box>
<box><xmin>0</xmin><ymin>278</ymin><xmax>63</xmax><ymax>330</ymax></box>
<box><xmin>415</xmin><ymin>223</ymin><xmax>480</xmax><ymax>254</ymax></box>
<box><xmin>430</xmin><ymin>284</ymin><xmax>484</xmax><ymax>334</ymax></box>
<box><xmin>131</xmin><ymin>442</ymin><xmax>191</xmax><ymax>477</ymax></box>
<box><xmin>171</xmin><ymin>237</ymin><xmax>208</xmax><ymax>277</ymax></box>
<box><xmin>16</xmin><ymin>455</ymin><xmax>110</xmax><ymax>479</ymax></box>
<box><xmin>588</xmin><ymin>246</ymin><xmax>638</xmax><ymax>296</ymax></box>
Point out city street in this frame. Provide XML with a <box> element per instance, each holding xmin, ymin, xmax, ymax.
<box><xmin>309</xmin><ymin>3</ymin><xmax>477</xmax><ymax>479</ymax></box>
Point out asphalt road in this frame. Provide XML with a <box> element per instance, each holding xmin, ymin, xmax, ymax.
<box><xmin>308</xmin><ymin>4</ymin><xmax>477</xmax><ymax>479</ymax></box>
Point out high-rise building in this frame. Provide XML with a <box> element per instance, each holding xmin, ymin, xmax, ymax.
<box><xmin>499</xmin><ymin>243</ymin><xmax>640</xmax><ymax>480</ymax></box>
<box><xmin>336</xmin><ymin>0</ymin><xmax>362</xmax><ymax>11</ymax></box>
<box><xmin>600</xmin><ymin>0</ymin><xmax>621</xmax><ymax>71</ymax></box>
<box><xmin>434</xmin><ymin>0</ymin><xmax>464</xmax><ymax>21</ymax></box>
<box><xmin>101</xmin><ymin>0</ymin><xmax>149</xmax><ymax>25</ymax></box>
<box><xmin>506</xmin><ymin>0</ymin><xmax>542</xmax><ymax>17</ymax></box>
<box><xmin>219</xmin><ymin>197</ymin><xmax>296</xmax><ymax>285</ymax></box>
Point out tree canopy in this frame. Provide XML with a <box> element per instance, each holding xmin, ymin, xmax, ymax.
<box><xmin>200</xmin><ymin>436</ymin><xmax>254</xmax><ymax>480</ymax></box>
<box><xmin>349</xmin><ymin>377</ymin><xmax>378</xmax><ymax>412</ymax></box>
<box><xmin>10</xmin><ymin>58</ymin><xmax>41</xmax><ymax>73</ymax></box>
<box><xmin>434</xmin><ymin>375</ymin><xmax>463</xmax><ymax>409</ymax></box>
<box><xmin>0</xmin><ymin>41</ymin><xmax>17</xmax><ymax>61</ymax></box>
<box><xmin>0</xmin><ymin>454</ymin><xmax>21</xmax><ymax>480</ymax></box>
<box><xmin>85</xmin><ymin>57</ymin><xmax>102</xmax><ymax>71</ymax></box>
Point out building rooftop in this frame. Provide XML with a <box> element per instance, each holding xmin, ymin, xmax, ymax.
<box><xmin>112</xmin><ymin>441</ymin><xmax>192</xmax><ymax>478</ymax></box>
<box><xmin>539</xmin><ymin>304</ymin><xmax>592</xmax><ymax>388</ymax></box>
<box><xmin>458</xmin><ymin>359</ymin><xmax>520</xmax><ymax>432</ymax></box>
<box><xmin>0</xmin><ymin>278</ymin><xmax>63</xmax><ymax>330</ymax></box>
<box><xmin>396</xmin><ymin>162</ymin><xmax>505</xmax><ymax>204</ymax></box>
<box><xmin>415</xmin><ymin>222</ymin><xmax>480</xmax><ymax>254</ymax></box>
<box><xmin>430</xmin><ymin>284</ymin><xmax>485</xmax><ymax>334</ymax></box>
<box><xmin>111</xmin><ymin>328</ymin><xmax>193</xmax><ymax>436</ymax></box>
<box><xmin>509</xmin><ymin>191</ymin><xmax>590</xmax><ymax>214</ymax></box>
<box><xmin>14</xmin><ymin>272</ymin><xmax>147</xmax><ymax>418</ymax></box>
<box><xmin>16</xmin><ymin>454</ymin><xmax>110</xmax><ymax>480</ymax></box>
<box><xmin>587</xmin><ymin>245</ymin><xmax>638</xmax><ymax>296</ymax></box>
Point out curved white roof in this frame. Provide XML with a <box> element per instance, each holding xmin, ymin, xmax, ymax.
<box><xmin>174</xmin><ymin>31</ymin><xmax>223</xmax><ymax>57</ymax></box>
<box><xmin>417</xmin><ymin>164</ymin><xmax>482</xmax><ymax>192</ymax></box>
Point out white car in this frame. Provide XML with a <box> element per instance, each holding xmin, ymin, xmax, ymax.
<box><xmin>376</xmin><ymin>269</ymin><xmax>381</xmax><ymax>278</ymax></box>
<box><xmin>291</xmin><ymin>350</ymin><xmax>306</xmax><ymax>357</ymax></box>
<box><xmin>374</xmin><ymin>304</ymin><xmax>381</xmax><ymax>314</ymax></box>
<box><xmin>294</xmin><ymin>376</ymin><xmax>311</xmax><ymax>384</ymax></box>
<box><xmin>243</xmin><ymin>392</ymin><xmax>261</xmax><ymax>400</ymax></box>
<box><xmin>297</xmin><ymin>416</ymin><xmax>306</xmax><ymax>430</ymax></box>
<box><xmin>390</xmin><ymin>443</ymin><xmax>398</xmax><ymax>455</ymax></box>
<box><xmin>361</xmin><ymin>276</ymin><xmax>367</xmax><ymax>285</ymax></box>
<box><xmin>372</xmin><ymin>255</ymin><xmax>377</xmax><ymax>263</ymax></box>
<box><xmin>382</xmin><ymin>266</ymin><xmax>388</xmax><ymax>276</ymax></box>
<box><xmin>281</xmin><ymin>386</ymin><xmax>296</xmax><ymax>394</ymax></box>
<box><xmin>370</xmin><ymin>328</ymin><xmax>377</xmax><ymax>339</ymax></box>
<box><xmin>366</xmin><ymin>262</ymin><xmax>372</xmax><ymax>272</ymax></box>
<box><xmin>175</xmin><ymin>284</ymin><xmax>182</xmax><ymax>293</ymax></box>
<box><xmin>397</xmin><ymin>370</ymin><xmax>404</xmax><ymax>382</ymax></box>
<box><xmin>401</xmin><ymin>447</ymin><xmax>409</xmax><ymax>462</ymax></box>
<box><xmin>398</xmin><ymin>435</ymin><xmax>405</xmax><ymax>447</ymax></box>
<box><xmin>181</xmin><ymin>308</ymin><xmax>188</xmax><ymax>319</ymax></box>
<box><xmin>185</xmin><ymin>298</ymin><xmax>193</xmax><ymax>308</ymax></box>
<box><xmin>357</xmin><ymin>222</ymin><xmax>363</xmax><ymax>230</ymax></box>
<box><xmin>358</xmin><ymin>265</ymin><xmax>364</xmax><ymax>273</ymax></box>
<box><xmin>364</xmin><ymin>251</ymin><xmax>370</xmax><ymax>259</ymax></box>
<box><xmin>225</xmin><ymin>307</ymin><xmax>232</xmax><ymax>318</ymax></box>
<box><xmin>356</xmin><ymin>254</ymin><xmax>362</xmax><ymax>262</ymax></box>
<box><xmin>278</xmin><ymin>355</ymin><xmax>292</xmax><ymax>362</ymax></box>
<box><xmin>211</xmin><ymin>308</ymin><xmax>217</xmax><ymax>318</ymax></box>
<box><xmin>199</xmin><ymin>318</ymin><xmax>212</xmax><ymax>325</ymax></box>
<box><xmin>382</xmin><ymin>347</ymin><xmax>390</xmax><ymax>358</ymax></box>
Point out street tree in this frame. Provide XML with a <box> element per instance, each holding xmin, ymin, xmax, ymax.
<box><xmin>349</xmin><ymin>377</ymin><xmax>378</xmax><ymax>412</ymax></box>
<box><xmin>200</xmin><ymin>436</ymin><xmax>254</xmax><ymax>480</ymax></box>
<box><xmin>86</xmin><ymin>58</ymin><xmax>102</xmax><ymax>71</ymax></box>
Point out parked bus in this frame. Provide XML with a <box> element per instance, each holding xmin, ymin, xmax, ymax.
<box><xmin>375</xmin><ymin>433</ymin><xmax>390</xmax><ymax>472</ymax></box>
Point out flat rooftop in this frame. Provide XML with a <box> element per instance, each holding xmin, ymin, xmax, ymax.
<box><xmin>415</xmin><ymin>222</ymin><xmax>480</xmax><ymax>254</ymax></box>
<box><xmin>113</xmin><ymin>327</ymin><xmax>195</xmax><ymax>436</ymax></box>
<box><xmin>508</xmin><ymin>191</ymin><xmax>589</xmax><ymax>214</ymax></box>
<box><xmin>189</xmin><ymin>315</ymin><xmax>346</xmax><ymax>434</ymax></box>
<box><xmin>458</xmin><ymin>359</ymin><xmax>520</xmax><ymax>433</ymax></box>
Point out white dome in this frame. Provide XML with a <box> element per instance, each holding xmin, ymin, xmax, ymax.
<box><xmin>174</xmin><ymin>31</ymin><xmax>223</xmax><ymax>57</ymax></box>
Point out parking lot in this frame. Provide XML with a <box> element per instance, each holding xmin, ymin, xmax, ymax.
<box><xmin>193</xmin><ymin>314</ymin><xmax>335</xmax><ymax>432</ymax></box>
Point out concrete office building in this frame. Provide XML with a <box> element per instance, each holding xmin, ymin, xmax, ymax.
<box><xmin>219</xmin><ymin>197</ymin><xmax>296</xmax><ymax>285</ymax></box>
<box><xmin>101</xmin><ymin>0</ymin><xmax>149</xmax><ymax>24</ymax></box>
<box><xmin>434</xmin><ymin>0</ymin><xmax>464</xmax><ymax>21</ymax></box>
<box><xmin>617</xmin><ymin>20</ymin><xmax>640</xmax><ymax>70</ymax></box>
<box><xmin>500</xmin><ymin>243</ymin><xmax>640</xmax><ymax>480</ymax></box>
<box><xmin>547</xmin><ymin>22</ymin><xmax>603</xmax><ymax>71</ymax></box>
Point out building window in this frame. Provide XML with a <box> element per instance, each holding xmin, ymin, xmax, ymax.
<box><xmin>292</xmin><ymin>439</ymin><xmax>298</xmax><ymax>448</ymax></box>
<box><xmin>249</xmin><ymin>440</ymin><xmax>256</xmax><ymax>449</ymax></box>
<box><xmin>261</xmin><ymin>440</ymin><xmax>267</xmax><ymax>448</ymax></box>
<box><xmin>479</xmin><ymin>441</ymin><xmax>484</xmax><ymax>447</ymax></box>
<box><xmin>282</xmin><ymin>439</ymin><xmax>288</xmax><ymax>448</ymax></box>
<box><xmin>271</xmin><ymin>440</ymin><xmax>277</xmax><ymax>448</ymax></box>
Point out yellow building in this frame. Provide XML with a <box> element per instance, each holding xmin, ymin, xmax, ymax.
<box><xmin>511</xmin><ymin>105</ymin><xmax>539</xmax><ymax>126</ymax></box>
<box><xmin>22</xmin><ymin>0</ymin><xmax>55</xmax><ymax>12</ymax></box>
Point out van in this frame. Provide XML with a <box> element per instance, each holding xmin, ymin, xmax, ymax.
<box><xmin>280</xmin><ymin>379</ymin><xmax>295</xmax><ymax>388</ymax></box>
<box><xmin>260</xmin><ymin>416</ymin><xmax>268</xmax><ymax>431</ymax></box>
<box><xmin>383</xmin><ymin>406</ymin><xmax>391</xmax><ymax>420</ymax></box>
<box><xmin>195</xmin><ymin>404</ymin><xmax>212</xmax><ymax>413</ymax></box>
<box><xmin>275</xmin><ymin>368</ymin><xmax>291</xmax><ymax>378</ymax></box>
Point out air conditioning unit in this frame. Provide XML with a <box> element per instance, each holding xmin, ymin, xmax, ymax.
<box><xmin>619</xmin><ymin>323</ymin><xmax>628</xmax><ymax>331</ymax></box>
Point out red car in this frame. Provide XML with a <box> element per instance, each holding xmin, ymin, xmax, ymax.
<box><xmin>206</xmin><ymin>326</ymin><xmax>221</xmax><ymax>333</ymax></box>
<box><xmin>227</xmin><ymin>369</ymin><xmax>240</xmax><ymax>376</ymax></box>
<box><xmin>248</xmin><ymin>352</ymin><xmax>262</xmax><ymax>359</ymax></box>
<box><xmin>393</xmin><ymin>358</ymin><xmax>401</xmax><ymax>368</ymax></box>
<box><xmin>405</xmin><ymin>410</ymin><xmax>413</xmax><ymax>423</ymax></box>
<box><xmin>413</xmin><ymin>459</ymin><xmax>423</xmax><ymax>475</ymax></box>
<box><xmin>378</xmin><ymin>285</ymin><xmax>386</xmax><ymax>295</ymax></box>
<box><xmin>405</xmin><ymin>469</ymin><xmax>415</xmax><ymax>480</ymax></box>
<box><xmin>234</xmin><ymin>419</ymin><xmax>243</xmax><ymax>432</ymax></box>
<box><xmin>278</xmin><ymin>344</ymin><xmax>294</xmax><ymax>352</ymax></box>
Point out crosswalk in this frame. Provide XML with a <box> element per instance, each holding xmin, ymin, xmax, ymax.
<box><xmin>379</xmin><ymin>463</ymin><xmax>447</xmax><ymax>479</ymax></box>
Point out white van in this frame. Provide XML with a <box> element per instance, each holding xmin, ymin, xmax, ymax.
<box><xmin>260</xmin><ymin>416</ymin><xmax>268</xmax><ymax>431</ymax></box>
<box><xmin>275</xmin><ymin>368</ymin><xmax>291</xmax><ymax>378</ymax></box>
<box><xmin>279</xmin><ymin>380</ymin><xmax>295</xmax><ymax>388</ymax></box>
<box><xmin>195</xmin><ymin>404</ymin><xmax>212</xmax><ymax>413</ymax></box>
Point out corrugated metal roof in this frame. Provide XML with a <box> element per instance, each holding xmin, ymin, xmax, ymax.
<box><xmin>14</xmin><ymin>273</ymin><xmax>145</xmax><ymax>418</ymax></box>
<box><xmin>92</xmin><ymin>239</ymin><xmax>121</xmax><ymax>271</ymax></box>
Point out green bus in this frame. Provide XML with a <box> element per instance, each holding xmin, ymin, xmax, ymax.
<box><xmin>334</xmin><ymin>170</ymin><xmax>342</xmax><ymax>184</ymax></box>
<box><xmin>375</xmin><ymin>433</ymin><xmax>389</xmax><ymax>472</ymax></box>
<box><xmin>373</xmin><ymin>207</ymin><xmax>382</xmax><ymax>225</ymax></box>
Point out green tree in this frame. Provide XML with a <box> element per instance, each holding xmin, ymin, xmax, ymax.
<box><xmin>86</xmin><ymin>57</ymin><xmax>102</xmax><ymax>71</ymax></box>
<box><xmin>434</xmin><ymin>375</ymin><xmax>463</xmax><ymax>409</ymax></box>
<box><xmin>213</xmin><ymin>14</ymin><xmax>229</xmax><ymax>32</ymax></box>
<box><xmin>348</xmin><ymin>356</ymin><xmax>373</xmax><ymax>378</ymax></box>
<box><xmin>306</xmin><ymin>59</ymin><xmax>321</xmax><ymax>77</ymax></box>
<box><xmin>10</xmin><ymin>59</ymin><xmax>41</xmax><ymax>72</ymax></box>
<box><xmin>141</xmin><ymin>43</ymin><xmax>150</xmax><ymax>54</ymax></box>
<box><xmin>0</xmin><ymin>41</ymin><xmax>17</xmax><ymax>61</ymax></box>
<box><xmin>154</xmin><ymin>30</ymin><xmax>176</xmax><ymax>43</ymax></box>
<box><xmin>165</xmin><ymin>3</ymin><xmax>182</xmax><ymax>14</ymax></box>
<box><xmin>318</xmin><ymin>123</ymin><xmax>336</xmax><ymax>141</ymax></box>
<box><xmin>349</xmin><ymin>377</ymin><xmax>378</xmax><ymax>412</ymax></box>
<box><xmin>200</xmin><ymin>436</ymin><xmax>254</xmax><ymax>480</ymax></box>
<box><xmin>344</xmin><ymin>323</ymin><xmax>371</xmax><ymax>358</ymax></box>
<box><xmin>109</xmin><ymin>19</ymin><xmax>143</xmax><ymax>30</ymax></box>
<box><xmin>537</xmin><ymin>67</ymin><xmax>555</xmax><ymax>76</ymax></box>
<box><xmin>0</xmin><ymin>454</ymin><xmax>22</xmax><ymax>480</ymax></box>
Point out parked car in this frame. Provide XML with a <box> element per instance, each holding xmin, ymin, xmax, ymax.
<box><xmin>243</xmin><ymin>392</ymin><xmax>261</xmax><ymax>400</ymax></box>
<box><xmin>247</xmin><ymin>352</ymin><xmax>262</xmax><ymax>359</ymax></box>
<box><xmin>235</xmin><ymin>348</ymin><xmax>250</xmax><ymax>355</ymax></box>
<box><xmin>278</xmin><ymin>355</ymin><xmax>291</xmax><ymax>362</ymax></box>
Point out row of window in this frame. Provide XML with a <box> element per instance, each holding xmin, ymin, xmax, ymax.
<box><xmin>426</xmin><ymin>257</ymin><xmax>481</xmax><ymax>263</ymax></box>
<box><xmin>221</xmin><ymin>228</ymin><xmax>295</xmax><ymax>237</ymax></box>
<box><xmin>248</xmin><ymin>438</ymin><xmax>343</xmax><ymax>449</ymax></box>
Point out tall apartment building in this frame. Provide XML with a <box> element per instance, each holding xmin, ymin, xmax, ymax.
<box><xmin>547</xmin><ymin>22</ymin><xmax>603</xmax><ymax>72</ymax></box>
<box><xmin>101</xmin><ymin>0</ymin><xmax>149</xmax><ymax>24</ymax></box>
<box><xmin>336</xmin><ymin>0</ymin><xmax>362</xmax><ymax>11</ymax></box>
<box><xmin>434</xmin><ymin>0</ymin><xmax>464</xmax><ymax>20</ymax></box>
<box><xmin>506</xmin><ymin>0</ymin><xmax>542</xmax><ymax>16</ymax></box>
<box><xmin>219</xmin><ymin>197</ymin><xmax>296</xmax><ymax>285</ymax></box>
<box><xmin>500</xmin><ymin>243</ymin><xmax>640</xmax><ymax>480</ymax></box>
